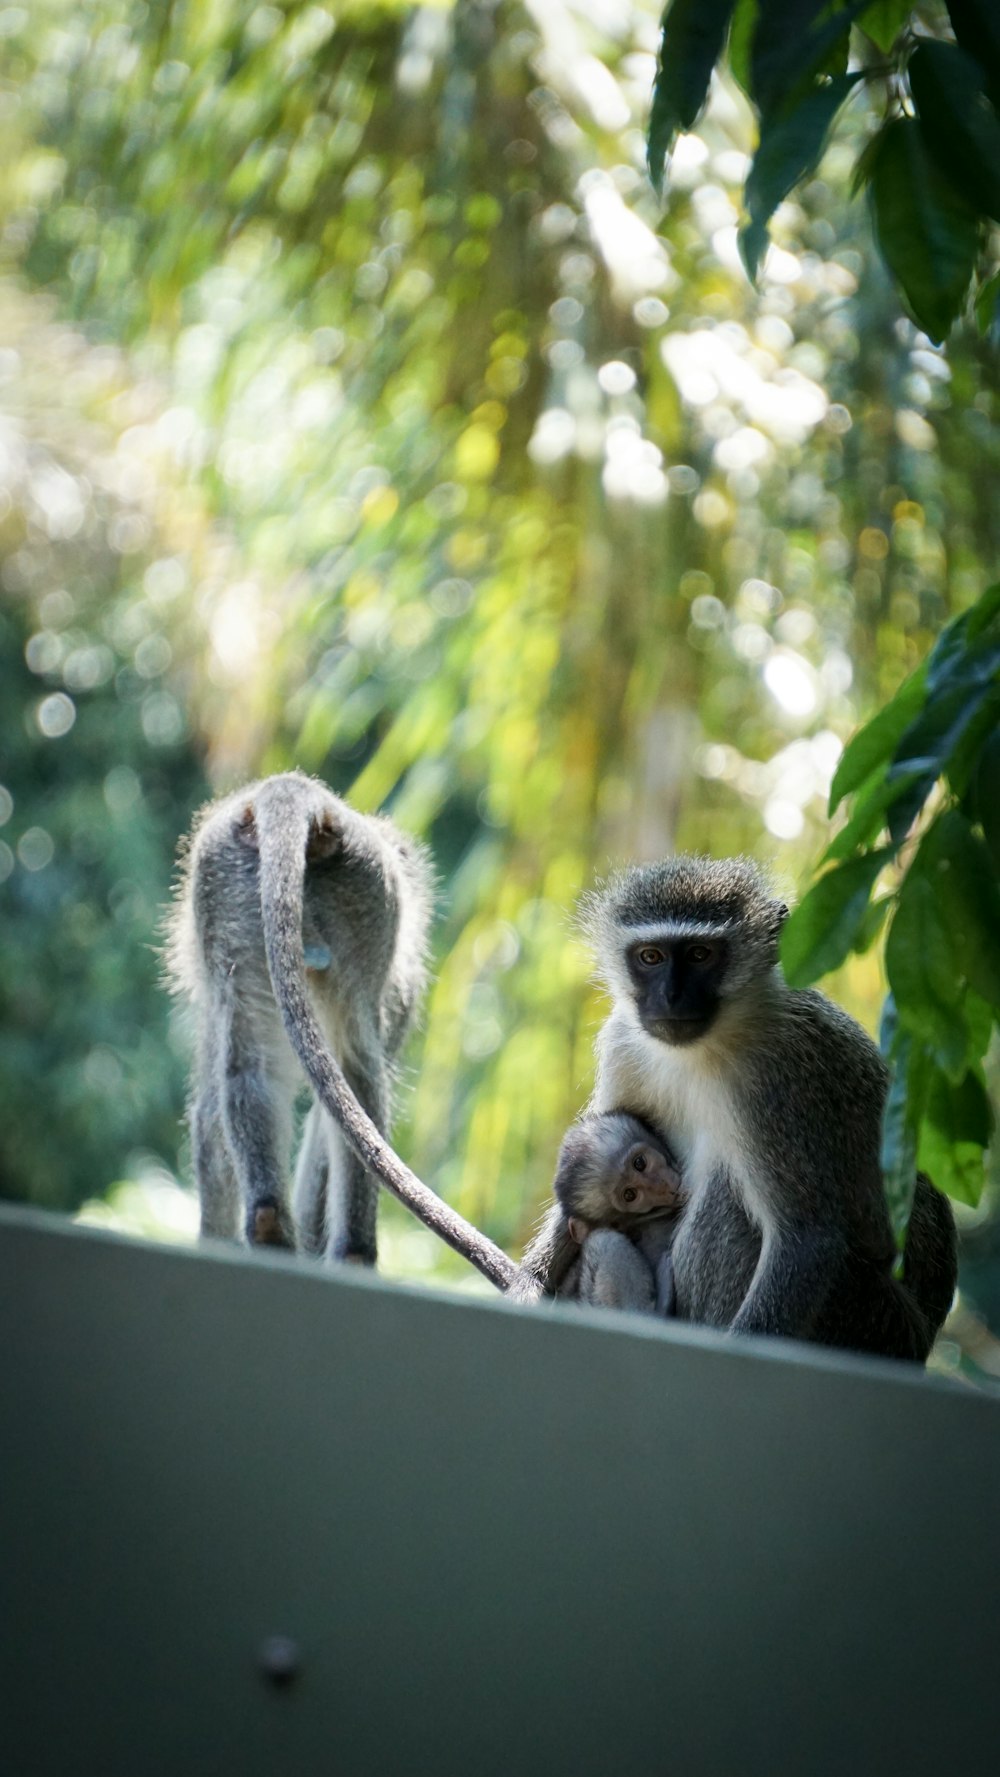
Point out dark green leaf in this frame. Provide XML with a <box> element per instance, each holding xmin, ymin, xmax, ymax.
<box><xmin>908</xmin><ymin>40</ymin><xmax>1000</xmax><ymax>226</ymax></box>
<box><xmin>944</xmin><ymin>681</ymin><xmax>1000</xmax><ymax>798</ymax></box>
<box><xmin>741</xmin><ymin>74</ymin><xmax>860</xmax><ymax>279</ymax></box>
<box><xmin>972</xmin><ymin>727</ymin><xmax>1000</xmax><ymax>873</ymax></box>
<box><xmin>728</xmin><ymin>0</ymin><xmax>758</xmax><ymax>94</ymax></box>
<box><xmin>946</xmin><ymin>0</ymin><xmax>1000</xmax><ymax>104</ymax></box>
<box><xmin>823</xmin><ymin>763</ymin><xmax>923</xmax><ymax>861</ymax></box>
<box><xmin>780</xmin><ymin>848</ymin><xmax>892</xmax><ymax>986</ymax></box>
<box><xmin>887</xmin><ymin>634</ymin><xmax>1000</xmax><ymax>835</ymax></box>
<box><xmin>879</xmin><ymin>1010</ymin><xmax>928</xmax><ymax>1241</ymax></box>
<box><xmin>885</xmin><ymin>865</ymin><xmax>967</xmax><ymax>1080</ymax></box>
<box><xmin>918</xmin><ymin>1063</ymin><xmax>993</xmax><ymax>1207</ymax></box>
<box><xmin>868</xmin><ymin>115</ymin><xmax>981</xmax><ymax>343</ymax></box>
<box><xmin>918</xmin><ymin>811</ymin><xmax>1000</xmax><ymax>1011</ymax></box>
<box><xmin>859</xmin><ymin>1</ymin><xmax>912</xmax><ymax>54</ymax></box>
<box><xmin>828</xmin><ymin>663</ymin><xmax>927</xmax><ymax>812</ymax></box>
<box><xmin>750</xmin><ymin>3</ymin><xmax>859</xmax><ymax>114</ymax></box>
<box><xmin>648</xmin><ymin>0</ymin><xmax>738</xmax><ymax>191</ymax></box>
<box><xmin>924</xmin><ymin>606</ymin><xmax>974</xmax><ymax>690</ymax></box>
<box><xmin>965</xmin><ymin>578</ymin><xmax>1000</xmax><ymax>641</ymax></box>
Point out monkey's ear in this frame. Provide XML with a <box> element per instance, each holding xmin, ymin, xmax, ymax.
<box><xmin>567</xmin><ymin>1217</ymin><xmax>588</xmax><ymax>1245</ymax></box>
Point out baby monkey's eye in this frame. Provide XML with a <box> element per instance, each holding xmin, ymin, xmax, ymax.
<box><xmin>621</xmin><ymin>1185</ymin><xmax>638</xmax><ymax>1203</ymax></box>
<box><xmin>636</xmin><ymin>946</ymin><xmax>664</xmax><ymax>967</ymax></box>
<box><xmin>687</xmin><ymin>943</ymin><xmax>713</xmax><ymax>964</ymax></box>
<box><xmin>632</xmin><ymin>1153</ymin><xmax>647</xmax><ymax>1172</ymax></box>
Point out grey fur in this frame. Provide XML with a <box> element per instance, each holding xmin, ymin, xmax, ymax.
<box><xmin>166</xmin><ymin>771</ymin><xmax>519</xmax><ymax>1289</ymax></box>
<box><xmin>582</xmin><ymin>855</ymin><xmax>957</xmax><ymax>1361</ymax></box>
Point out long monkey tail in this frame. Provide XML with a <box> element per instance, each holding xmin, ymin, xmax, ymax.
<box><xmin>254</xmin><ymin>777</ymin><xmax>520</xmax><ymax>1294</ymax></box>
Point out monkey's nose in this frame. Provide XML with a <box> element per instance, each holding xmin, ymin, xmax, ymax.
<box><xmin>645</xmin><ymin>1178</ymin><xmax>678</xmax><ymax>1201</ymax></box>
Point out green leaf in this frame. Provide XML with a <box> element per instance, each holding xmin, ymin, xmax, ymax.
<box><xmin>859</xmin><ymin>0</ymin><xmax>912</xmax><ymax>53</ymax></box>
<box><xmin>823</xmin><ymin>763</ymin><xmax>923</xmax><ymax>862</ymax></box>
<box><xmin>918</xmin><ymin>811</ymin><xmax>1000</xmax><ymax>1012</ymax></box>
<box><xmin>944</xmin><ymin>682</ymin><xmax>1000</xmax><ymax>798</ymax></box>
<box><xmin>963</xmin><ymin>990</ymin><xmax>996</xmax><ymax>1066</ymax></box>
<box><xmin>918</xmin><ymin>1063</ymin><xmax>994</xmax><ymax>1207</ymax></box>
<box><xmin>868</xmin><ymin>115</ymin><xmax>981</xmax><ymax>343</ymax></box>
<box><xmin>908</xmin><ymin>40</ymin><xmax>1000</xmax><ymax>227</ymax></box>
<box><xmin>919</xmin><ymin>579</ymin><xmax>1000</xmax><ymax>688</ymax></box>
<box><xmin>828</xmin><ymin>663</ymin><xmax>927</xmax><ymax>812</ymax></box>
<box><xmin>854</xmin><ymin>893</ymin><xmax>892</xmax><ymax>954</ymax></box>
<box><xmin>879</xmin><ymin>1009</ymin><xmax>928</xmax><ymax>1242</ymax></box>
<box><xmin>741</xmin><ymin>73</ymin><xmax>860</xmax><ymax>279</ymax></box>
<box><xmin>885</xmin><ymin>865</ymin><xmax>967</xmax><ymax>1080</ymax></box>
<box><xmin>887</xmin><ymin>633</ymin><xmax>1000</xmax><ymax>835</ymax></box>
<box><xmin>750</xmin><ymin>2</ymin><xmax>859</xmax><ymax>114</ymax></box>
<box><xmin>648</xmin><ymin>0</ymin><xmax>738</xmax><ymax>191</ymax></box>
<box><xmin>780</xmin><ymin>848</ymin><xmax>892</xmax><ymax>986</ymax></box>
<box><xmin>728</xmin><ymin>0</ymin><xmax>758</xmax><ymax>95</ymax></box>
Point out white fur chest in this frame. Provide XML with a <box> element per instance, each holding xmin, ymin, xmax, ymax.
<box><xmin>592</xmin><ymin>1008</ymin><xmax>761</xmax><ymax>1223</ymax></box>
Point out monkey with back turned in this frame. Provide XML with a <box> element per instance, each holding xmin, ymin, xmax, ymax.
<box><xmin>547</xmin><ymin>854</ymin><xmax>957</xmax><ymax>1359</ymax></box>
<box><xmin>166</xmin><ymin>770</ymin><xmax>518</xmax><ymax>1288</ymax></box>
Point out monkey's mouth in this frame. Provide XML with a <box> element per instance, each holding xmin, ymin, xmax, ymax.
<box><xmin>643</xmin><ymin>1014</ymin><xmax>711</xmax><ymax>1047</ymax></box>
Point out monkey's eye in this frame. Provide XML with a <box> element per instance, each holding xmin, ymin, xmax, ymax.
<box><xmin>632</xmin><ymin>1153</ymin><xmax>647</xmax><ymax>1172</ymax></box>
<box><xmin>621</xmin><ymin>1186</ymin><xmax>638</xmax><ymax>1204</ymax></box>
<box><xmin>687</xmin><ymin>943</ymin><xmax>714</xmax><ymax>964</ymax></box>
<box><xmin>636</xmin><ymin>946</ymin><xmax>664</xmax><ymax>967</ymax></box>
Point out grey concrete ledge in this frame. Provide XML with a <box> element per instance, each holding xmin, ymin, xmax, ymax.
<box><xmin>2</xmin><ymin>1203</ymin><xmax>997</xmax><ymax>1777</ymax></box>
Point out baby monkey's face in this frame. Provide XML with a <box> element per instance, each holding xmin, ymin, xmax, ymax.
<box><xmin>612</xmin><ymin>1141</ymin><xmax>682</xmax><ymax>1216</ymax></box>
<box><xmin>555</xmin><ymin>1112</ymin><xmax>685</xmax><ymax>1244</ymax></box>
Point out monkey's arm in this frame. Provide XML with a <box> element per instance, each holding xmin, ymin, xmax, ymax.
<box><xmin>729</xmin><ymin>1223</ymin><xmax>848</xmax><ymax>1340</ymax></box>
<box><xmin>510</xmin><ymin>1205</ymin><xmax>585</xmax><ymax>1303</ymax></box>
<box><xmin>729</xmin><ymin>1001</ymin><xmax>887</xmax><ymax>1341</ymax></box>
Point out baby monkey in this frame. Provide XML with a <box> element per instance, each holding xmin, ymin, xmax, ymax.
<box><xmin>549</xmin><ymin>1111</ymin><xmax>686</xmax><ymax>1313</ymax></box>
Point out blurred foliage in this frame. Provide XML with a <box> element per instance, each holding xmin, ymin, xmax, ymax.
<box><xmin>649</xmin><ymin>2</ymin><xmax>1000</xmax><ymax>343</ymax></box>
<box><xmin>0</xmin><ymin>0</ymin><xmax>996</xmax><ymax>1343</ymax></box>
<box><xmin>0</xmin><ymin>287</ymin><xmax>208</xmax><ymax>1206</ymax></box>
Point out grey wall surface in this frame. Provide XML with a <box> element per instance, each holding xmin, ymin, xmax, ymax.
<box><xmin>1</xmin><ymin>1204</ymin><xmax>998</xmax><ymax>1777</ymax></box>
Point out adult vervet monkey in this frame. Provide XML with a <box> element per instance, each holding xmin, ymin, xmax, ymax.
<box><xmin>570</xmin><ymin>856</ymin><xmax>956</xmax><ymax>1360</ymax></box>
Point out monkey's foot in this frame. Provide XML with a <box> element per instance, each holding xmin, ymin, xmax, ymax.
<box><xmin>249</xmin><ymin>1201</ymin><xmax>295</xmax><ymax>1249</ymax></box>
<box><xmin>329</xmin><ymin>1247</ymin><xmax>377</xmax><ymax>1269</ymax></box>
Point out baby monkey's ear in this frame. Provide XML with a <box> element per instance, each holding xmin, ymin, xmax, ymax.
<box><xmin>567</xmin><ymin>1217</ymin><xmax>589</xmax><ymax>1245</ymax></box>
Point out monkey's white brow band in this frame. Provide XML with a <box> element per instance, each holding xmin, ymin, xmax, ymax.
<box><xmin>622</xmin><ymin>921</ymin><xmax>730</xmax><ymax>943</ymax></box>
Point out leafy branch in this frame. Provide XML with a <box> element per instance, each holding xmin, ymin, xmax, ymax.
<box><xmin>780</xmin><ymin>582</ymin><xmax>1000</xmax><ymax>1234</ymax></box>
<box><xmin>648</xmin><ymin>0</ymin><xmax>1000</xmax><ymax>342</ymax></box>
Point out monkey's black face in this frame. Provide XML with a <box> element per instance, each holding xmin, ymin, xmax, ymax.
<box><xmin>625</xmin><ymin>936</ymin><xmax>727</xmax><ymax>1045</ymax></box>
